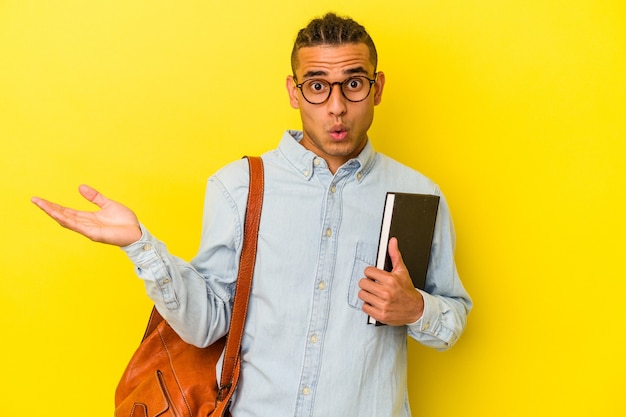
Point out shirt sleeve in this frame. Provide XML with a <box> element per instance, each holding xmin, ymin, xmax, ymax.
<box><xmin>120</xmin><ymin>174</ymin><xmax>244</xmax><ymax>348</ymax></box>
<box><xmin>406</xmin><ymin>188</ymin><xmax>472</xmax><ymax>350</ymax></box>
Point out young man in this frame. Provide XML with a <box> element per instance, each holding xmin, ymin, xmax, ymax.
<box><xmin>32</xmin><ymin>13</ymin><xmax>471</xmax><ymax>417</ymax></box>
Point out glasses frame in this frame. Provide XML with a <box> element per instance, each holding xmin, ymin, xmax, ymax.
<box><xmin>294</xmin><ymin>73</ymin><xmax>378</xmax><ymax>105</ymax></box>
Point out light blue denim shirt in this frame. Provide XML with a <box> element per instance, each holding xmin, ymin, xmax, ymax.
<box><xmin>122</xmin><ymin>130</ymin><xmax>472</xmax><ymax>417</ymax></box>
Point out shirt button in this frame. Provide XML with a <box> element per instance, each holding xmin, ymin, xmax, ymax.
<box><xmin>314</xmin><ymin>158</ymin><xmax>321</xmax><ymax>166</ymax></box>
<box><xmin>356</xmin><ymin>172</ymin><xmax>363</xmax><ymax>180</ymax></box>
<box><xmin>162</xmin><ymin>278</ymin><xmax>170</xmax><ymax>284</ymax></box>
<box><xmin>330</xmin><ymin>185</ymin><xmax>336</xmax><ymax>193</ymax></box>
<box><xmin>325</xmin><ymin>228</ymin><xmax>332</xmax><ymax>237</ymax></box>
<box><xmin>142</xmin><ymin>243</ymin><xmax>152</xmax><ymax>251</ymax></box>
<box><xmin>302</xmin><ymin>386</ymin><xmax>311</xmax><ymax>395</ymax></box>
<box><xmin>303</xmin><ymin>170</ymin><xmax>309</xmax><ymax>177</ymax></box>
<box><xmin>423</xmin><ymin>322</ymin><xmax>430</xmax><ymax>331</ymax></box>
<box><xmin>318</xmin><ymin>281</ymin><xmax>326</xmax><ymax>290</ymax></box>
<box><xmin>310</xmin><ymin>334</ymin><xmax>318</xmax><ymax>344</ymax></box>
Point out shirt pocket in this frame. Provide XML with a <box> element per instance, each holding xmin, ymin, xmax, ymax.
<box><xmin>347</xmin><ymin>241</ymin><xmax>378</xmax><ymax>309</ymax></box>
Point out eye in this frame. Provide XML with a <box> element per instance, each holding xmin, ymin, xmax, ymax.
<box><xmin>345</xmin><ymin>77</ymin><xmax>364</xmax><ymax>91</ymax></box>
<box><xmin>305</xmin><ymin>80</ymin><xmax>328</xmax><ymax>94</ymax></box>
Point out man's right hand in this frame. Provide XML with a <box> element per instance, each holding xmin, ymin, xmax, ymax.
<box><xmin>32</xmin><ymin>184</ymin><xmax>142</xmax><ymax>247</ymax></box>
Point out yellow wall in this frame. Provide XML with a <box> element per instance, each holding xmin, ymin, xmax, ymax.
<box><xmin>2</xmin><ymin>1</ymin><xmax>624</xmax><ymax>415</ymax></box>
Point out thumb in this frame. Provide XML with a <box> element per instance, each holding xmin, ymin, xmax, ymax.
<box><xmin>78</xmin><ymin>184</ymin><xmax>109</xmax><ymax>209</ymax></box>
<box><xmin>388</xmin><ymin>237</ymin><xmax>407</xmax><ymax>273</ymax></box>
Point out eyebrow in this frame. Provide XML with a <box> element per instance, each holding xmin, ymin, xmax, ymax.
<box><xmin>301</xmin><ymin>66</ymin><xmax>370</xmax><ymax>79</ymax></box>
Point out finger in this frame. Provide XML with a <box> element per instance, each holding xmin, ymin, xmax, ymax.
<box><xmin>31</xmin><ymin>197</ymin><xmax>67</xmax><ymax>218</ymax></box>
<box><xmin>387</xmin><ymin>237</ymin><xmax>406</xmax><ymax>273</ymax></box>
<box><xmin>358</xmin><ymin>285</ymin><xmax>381</xmax><ymax>313</ymax></box>
<box><xmin>359</xmin><ymin>275</ymin><xmax>379</xmax><ymax>292</ymax></box>
<box><xmin>78</xmin><ymin>184</ymin><xmax>109</xmax><ymax>209</ymax></box>
<box><xmin>363</xmin><ymin>265</ymin><xmax>384</xmax><ymax>281</ymax></box>
<box><xmin>31</xmin><ymin>197</ymin><xmax>81</xmax><ymax>227</ymax></box>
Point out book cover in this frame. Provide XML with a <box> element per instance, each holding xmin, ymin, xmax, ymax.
<box><xmin>368</xmin><ymin>192</ymin><xmax>440</xmax><ymax>325</ymax></box>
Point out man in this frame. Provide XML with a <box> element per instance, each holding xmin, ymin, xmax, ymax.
<box><xmin>32</xmin><ymin>13</ymin><xmax>471</xmax><ymax>417</ymax></box>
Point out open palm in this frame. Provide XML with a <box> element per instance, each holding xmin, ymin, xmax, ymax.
<box><xmin>32</xmin><ymin>184</ymin><xmax>142</xmax><ymax>247</ymax></box>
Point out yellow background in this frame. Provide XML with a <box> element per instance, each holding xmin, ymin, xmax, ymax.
<box><xmin>1</xmin><ymin>0</ymin><xmax>625</xmax><ymax>415</ymax></box>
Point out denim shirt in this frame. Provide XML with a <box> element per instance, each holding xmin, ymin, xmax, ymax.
<box><xmin>122</xmin><ymin>130</ymin><xmax>472</xmax><ymax>417</ymax></box>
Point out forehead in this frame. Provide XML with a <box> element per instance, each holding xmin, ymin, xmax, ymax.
<box><xmin>294</xmin><ymin>43</ymin><xmax>374</xmax><ymax>78</ymax></box>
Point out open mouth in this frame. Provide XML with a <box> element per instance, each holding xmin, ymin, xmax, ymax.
<box><xmin>329</xmin><ymin>126</ymin><xmax>348</xmax><ymax>140</ymax></box>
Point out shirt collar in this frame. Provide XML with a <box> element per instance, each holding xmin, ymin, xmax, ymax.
<box><xmin>278</xmin><ymin>130</ymin><xmax>377</xmax><ymax>182</ymax></box>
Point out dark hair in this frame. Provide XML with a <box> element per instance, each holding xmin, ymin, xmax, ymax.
<box><xmin>291</xmin><ymin>13</ymin><xmax>378</xmax><ymax>75</ymax></box>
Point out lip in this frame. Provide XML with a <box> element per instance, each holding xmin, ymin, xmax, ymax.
<box><xmin>329</xmin><ymin>124</ymin><xmax>348</xmax><ymax>140</ymax></box>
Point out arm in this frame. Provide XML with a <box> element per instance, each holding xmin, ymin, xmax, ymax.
<box><xmin>358</xmin><ymin>192</ymin><xmax>472</xmax><ymax>350</ymax></box>
<box><xmin>32</xmin><ymin>180</ymin><xmax>242</xmax><ymax>348</ymax></box>
<box><xmin>122</xmin><ymin>174</ymin><xmax>245</xmax><ymax>347</ymax></box>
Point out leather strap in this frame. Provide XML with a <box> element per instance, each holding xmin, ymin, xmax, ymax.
<box><xmin>139</xmin><ymin>156</ymin><xmax>263</xmax><ymax>415</ymax></box>
<box><xmin>216</xmin><ymin>155</ymin><xmax>264</xmax><ymax>408</ymax></box>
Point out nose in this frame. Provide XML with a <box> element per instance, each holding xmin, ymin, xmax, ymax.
<box><xmin>327</xmin><ymin>83</ymin><xmax>347</xmax><ymax>116</ymax></box>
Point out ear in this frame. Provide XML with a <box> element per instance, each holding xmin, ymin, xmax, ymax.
<box><xmin>286</xmin><ymin>75</ymin><xmax>300</xmax><ymax>109</ymax></box>
<box><xmin>373</xmin><ymin>71</ymin><xmax>385</xmax><ymax>106</ymax></box>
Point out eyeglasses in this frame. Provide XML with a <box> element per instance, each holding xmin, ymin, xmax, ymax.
<box><xmin>294</xmin><ymin>74</ymin><xmax>378</xmax><ymax>105</ymax></box>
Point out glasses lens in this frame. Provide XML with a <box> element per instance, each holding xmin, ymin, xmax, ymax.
<box><xmin>301</xmin><ymin>79</ymin><xmax>331</xmax><ymax>104</ymax></box>
<box><xmin>341</xmin><ymin>76</ymin><xmax>372</xmax><ymax>102</ymax></box>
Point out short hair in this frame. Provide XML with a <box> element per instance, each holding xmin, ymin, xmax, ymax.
<box><xmin>291</xmin><ymin>13</ymin><xmax>378</xmax><ymax>76</ymax></box>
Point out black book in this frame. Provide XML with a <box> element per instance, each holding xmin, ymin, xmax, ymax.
<box><xmin>368</xmin><ymin>192</ymin><xmax>440</xmax><ymax>325</ymax></box>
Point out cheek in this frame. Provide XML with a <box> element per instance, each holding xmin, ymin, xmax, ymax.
<box><xmin>353</xmin><ymin>105</ymin><xmax>375</xmax><ymax>128</ymax></box>
<box><xmin>299</xmin><ymin>106</ymin><xmax>323</xmax><ymax>125</ymax></box>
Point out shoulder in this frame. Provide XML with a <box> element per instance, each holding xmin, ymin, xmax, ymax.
<box><xmin>203</xmin><ymin>158</ymin><xmax>256</xmax><ymax>210</ymax></box>
<box><xmin>212</xmin><ymin>157</ymin><xmax>250</xmax><ymax>183</ymax></box>
<box><xmin>372</xmin><ymin>152</ymin><xmax>439</xmax><ymax>195</ymax></box>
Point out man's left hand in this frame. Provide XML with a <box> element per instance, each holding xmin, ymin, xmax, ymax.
<box><xmin>358</xmin><ymin>237</ymin><xmax>424</xmax><ymax>326</ymax></box>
